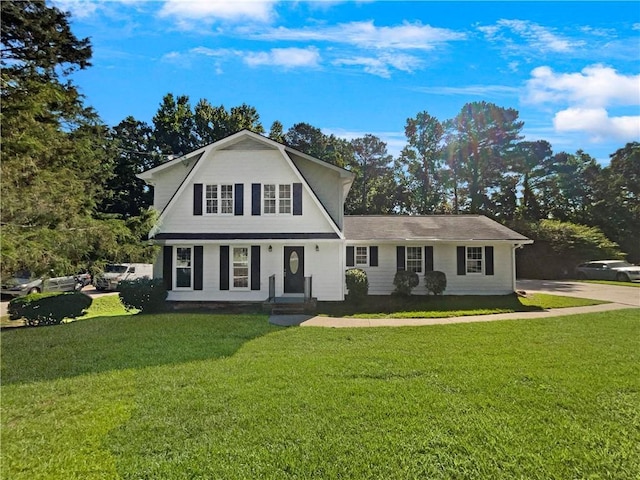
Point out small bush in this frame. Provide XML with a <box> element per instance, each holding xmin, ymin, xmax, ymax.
<box><xmin>424</xmin><ymin>271</ymin><xmax>447</xmax><ymax>295</ymax></box>
<box><xmin>118</xmin><ymin>278</ymin><xmax>167</xmax><ymax>313</ymax></box>
<box><xmin>345</xmin><ymin>268</ymin><xmax>369</xmax><ymax>303</ymax></box>
<box><xmin>8</xmin><ymin>291</ymin><xmax>92</xmax><ymax>327</ymax></box>
<box><xmin>392</xmin><ymin>270</ymin><xmax>419</xmax><ymax>297</ymax></box>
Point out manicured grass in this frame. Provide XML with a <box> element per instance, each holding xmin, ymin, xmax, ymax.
<box><xmin>0</xmin><ymin>294</ymin><xmax>133</xmax><ymax>328</ymax></box>
<box><xmin>317</xmin><ymin>293</ymin><xmax>604</xmax><ymax>319</ymax></box>
<box><xmin>2</xmin><ymin>310</ymin><xmax>638</xmax><ymax>479</ymax></box>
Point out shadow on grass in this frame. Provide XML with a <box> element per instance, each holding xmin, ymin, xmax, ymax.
<box><xmin>317</xmin><ymin>294</ymin><xmax>544</xmax><ymax>317</ymax></box>
<box><xmin>0</xmin><ymin>312</ymin><xmax>282</xmax><ymax>385</ymax></box>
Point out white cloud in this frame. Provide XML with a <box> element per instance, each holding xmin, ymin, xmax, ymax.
<box><xmin>158</xmin><ymin>0</ymin><xmax>276</xmax><ymax>27</ymax></box>
<box><xmin>479</xmin><ymin>19</ymin><xmax>584</xmax><ymax>54</ymax></box>
<box><xmin>525</xmin><ymin>64</ymin><xmax>640</xmax><ymax>108</ymax></box>
<box><xmin>53</xmin><ymin>0</ymin><xmax>101</xmax><ymax>19</ymax></box>
<box><xmin>525</xmin><ymin>64</ymin><xmax>640</xmax><ymax>142</ymax></box>
<box><xmin>250</xmin><ymin>20</ymin><xmax>465</xmax><ymax>50</ymax></box>
<box><xmin>414</xmin><ymin>84</ymin><xmax>519</xmax><ymax>97</ymax></box>
<box><xmin>554</xmin><ymin>108</ymin><xmax>640</xmax><ymax>141</ymax></box>
<box><xmin>244</xmin><ymin>47</ymin><xmax>320</xmax><ymax>68</ymax></box>
<box><xmin>333</xmin><ymin>52</ymin><xmax>420</xmax><ymax>78</ymax></box>
<box><xmin>163</xmin><ymin>46</ymin><xmax>319</xmax><ymax>70</ymax></box>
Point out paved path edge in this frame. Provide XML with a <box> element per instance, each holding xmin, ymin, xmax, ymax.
<box><xmin>289</xmin><ymin>302</ymin><xmax>638</xmax><ymax>328</ymax></box>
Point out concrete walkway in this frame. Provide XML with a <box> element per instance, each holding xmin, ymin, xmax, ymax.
<box><xmin>269</xmin><ymin>280</ymin><xmax>640</xmax><ymax>328</ymax></box>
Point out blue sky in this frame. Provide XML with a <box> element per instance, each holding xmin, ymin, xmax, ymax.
<box><xmin>55</xmin><ymin>1</ymin><xmax>639</xmax><ymax>163</ymax></box>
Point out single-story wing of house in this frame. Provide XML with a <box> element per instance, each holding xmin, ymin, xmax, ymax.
<box><xmin>137</xmin><ymin>130</ymin><xmax>532</xmax><ymax>303</ymax></box>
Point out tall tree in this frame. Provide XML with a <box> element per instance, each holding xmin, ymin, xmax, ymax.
<box><xmin>101</xmin><ymin>116</ymin><xmax>160</xmax><ymax>218</ymax></box>
<box><xmin>194</xmin><ymin>99</ymin><xmax>264</xmax><ymax>145</ymax></box>
<box><xmin>1</xmin><ymin>1</ymin><xmax>155</xmax><ymax>277</ymax></box>
<box><xmin>152</xmin><ymin>93</ymin><xmax>196</xmax><ymax>155</ymax></box>
<box><xmin>512</xmin><ymin>140</ymin><xmax>554</xmax><ymax>220</ymax></box>
<box><xmin>345</xmin><ymin>135</ymin><xmax>396</xmax><ymax>214</ymax></box>
<box><xmin>445</xmin><ymin>102</ymin><xmax>524</xmax><ymax>214</ymax></box>
<box><xmin>268</xmin><ymin>120</ymin><xmax>284</xmax><ymax>143</ymax></box>
<box><xmin>283</xmin><ymin>123</ymin><xmax>353</xmax><ymax>168</ymax></box>
<box><xmin>397</xmin><ymin>111</ymin><xmax>446</xmax><ymax>213</ymax></box>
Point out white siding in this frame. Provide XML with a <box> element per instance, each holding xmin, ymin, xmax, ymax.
<box><xmin>348</xmin><ymin>243</ymin><xmax>515</xmax><ymax>296</ymax></box>
<box><xmin>157</xmin><ymin>149</ymin><xmax>337</xmax><ymax>235</ymax></box>
<box><xmin>165</xmin><ymin>241</ymin><xmax>344</xmax><ymax>302</ymax></box>
<box><xmin>153</xmin><ymin>162</ymin><xmax>190</xmax><ymax>213</ymax></box>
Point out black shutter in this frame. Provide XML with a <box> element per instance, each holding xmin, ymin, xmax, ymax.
<box><xmin>251</xmin><ymin>246</ymin><xmax>261</xmax><ymax>290</ymax></box>
<box><xmin>485</xmin><ymin>246</ymin><xmax>494</xmax><ymax>276</ymax></box>
<box><xmin>252</xmin><ymin>183</ymin><xmax>261</xmax><ymax>216</ymax></box>
<box><xmin>396</xmin><ymin>246</ymin><xmax>405</xmax><ymax>271</ymax></box>
<box><xmin>194</xmin><ymin>246</ymin><xmax>203</xmax><ymax>290</ymax></box>
<box><xmin>234</xmin><ymin>183</ymin><xmax>244</xmax><ymax>216</ymax></box>
<box><xmin>293</xmin><ymin>183</ymin><xmax>302</xmax><ymax>215</ymax></box>
<box><xmin>370</xmin><ymin>246</ymin><xmax>378</xmax><ymax>267</ymax></box>
<box><xmin>457</xmin><ymin>246</ymin><xmax>466</xmax><ymax>275</ymax></box>
<box><xmin>346</xmin><ymin>246</ymin><xmax>355</xmax><ymax>267</ymax></box>
<box><xmin>425</xmin><ymin>246</ymin><xmax>434</xmax><ymax>272</ymax></box>
<box><xmin>193</xmin><ymin>183</ymin><xmax>203</xmax><ymax>216</ymax></box>
<box><xmin>163</xmin><ymin>246</ymin><xmax>173</xmax><ymax>290</ymax></box>
<box><xmin>220</xmin><ymin>246</ymin><xmax>229</xmax><ymax>290</ymax></box>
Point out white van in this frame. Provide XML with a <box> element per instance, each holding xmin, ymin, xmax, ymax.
<box><xmin>93</xmin><ymin>263</ymin><xmax>153</xmax><ymax>291</ymax></box>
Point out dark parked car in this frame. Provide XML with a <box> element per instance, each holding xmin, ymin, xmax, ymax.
<box><xmin>1</xmin><ymin>271</ymin><xmax>92</xmax><ymax>297</ymax></box>
<box><xmin>575</xmin><ymin>260</ymin><xmax>640</xmax><ymax>282</ymax></box>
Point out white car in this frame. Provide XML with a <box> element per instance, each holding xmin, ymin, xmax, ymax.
<box><xmin>575</xmin><ymin>260</ymin><xmax>640</xmax><ymax>282</ymax></box>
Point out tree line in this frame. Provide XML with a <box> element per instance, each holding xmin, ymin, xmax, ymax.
<box><xmin>2</xmin><ymin>1</ymin><xmax>638</xmax><ymax>279</ymax></box>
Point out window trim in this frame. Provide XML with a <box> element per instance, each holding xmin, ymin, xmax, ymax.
<box><xmin>204</xmin><ymin>183</ymin><xmax>234</xmax><ymax>216</ymax></box>
<box><xmin>466</xmin><ymin>246</ymin><xmax>483</xmax><ymax>274</ymax></box>
<box><xmin>231</xmin><ymin>246</ymin><xmax>250</xmax><ymax>290</ymax></box>
<box><xmin>263</xmin><ymin>183</ymin><xmax>293</xmax><ymax>215</ymax></box>
<box><xmin>406</xmin><ymin>246</ymin><xmax>423</xmax><ymax>273</ymax></box>
<box><xmin>355</xmin><ymin>246</ymin><xmax>369</xmax><ymax>267</ymax></box>
<box><xmin>174</xmin><ymin>246</ymin><xmax>193</xmax><ymax>289</ymax></box>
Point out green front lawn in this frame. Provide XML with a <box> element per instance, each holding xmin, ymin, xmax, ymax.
<box><xmin>318</xmin><ymin>293</ymin><xmax>604</xmax><ymax>318</ymax></box>
<box><xmin>2</xmin><ymin>310</ymin><xmax>639</xmax><ymax>479</ymax></box>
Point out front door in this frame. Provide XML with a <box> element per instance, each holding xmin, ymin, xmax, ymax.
<box><xmin>284</xmin><ymin>246</ymin><xmax>304</xmax><ymax>294</ymax></box>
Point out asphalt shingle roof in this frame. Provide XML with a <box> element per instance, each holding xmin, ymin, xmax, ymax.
<box><xmin>344</xmin><ymin>215</ymin><xmax>531</xmax><ymax>242</ymax></box>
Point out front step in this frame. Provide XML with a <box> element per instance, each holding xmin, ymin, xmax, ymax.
<box><xmin>263</xmin><ymin>297</ymin><xmax>317</xmax><ymax>315</ymax></box>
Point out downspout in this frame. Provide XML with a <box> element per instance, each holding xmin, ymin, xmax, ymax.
<box><xmin>512</xmin><ymin>244</ymin><xmax>524</xmax><ymax>292</ymax></box>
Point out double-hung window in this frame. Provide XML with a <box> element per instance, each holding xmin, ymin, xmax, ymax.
<box><xmin>205</xmin><ymin>184</ymin><xmax>233</xmax><ymax>214</ymax></box>
<box><xmin>355</xmin><ymin>246</ymin><xmax>368</xmax><ymax>266</ymax></box>
<box><xmin>175</xmin><ymin>247</ymin><xmax>192</xmax><ymax>288</ymax></box>
<box><xmin>406</xmin><ymin>247</ymin><xmax>422</xmax><ymax>273</ymax></box>
<box><xmin>279</xmin><ymin>185</ymin><xmax>291</xmax><ymax>213</ymax></box>
<box><xmin>232</xmin><ymin>247</ymin><xmax>249</xmax><ymax>289</ymax></box>
<box><xmin>205</xmin><ymin>185</ymin><xmax>218</xmax><ymax>214</ymax></box>
<box><xmin>264</xmin><ymin>184</ymin><xmax>292</xmax><ymax>214</ymax></box>
<box><xmin>466</xmin><ymin>247</ymin><xmax>483</xmax><ymax>274</ymax></box>
<box><xmin>220</xmin><ymin>185</ymin><xmax>233</xmax><ymax>214</ymax></box>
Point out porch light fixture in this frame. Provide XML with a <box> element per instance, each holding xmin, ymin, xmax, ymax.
<box><xmin>268</xmin><ymin>245</ymin><xmax>272</xmax><ymax>252</ymax></box>
<box><xmin>315</xmin><ymin>245</ymin><xmax>319</xmax><ymax>252</ymax></box>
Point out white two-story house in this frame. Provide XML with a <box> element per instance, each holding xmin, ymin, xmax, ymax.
<box><xmin>138</xmin><ymin>130</ymin><xmax>532</xmax><ymax>303</ymax></box>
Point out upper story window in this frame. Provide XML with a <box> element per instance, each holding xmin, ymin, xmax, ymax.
<box><xmin>264</xmin><ymin>184</ymin><xmax>292</xmax><ymax>214</ymax></box>
<box><xmin>205</xmin><ymin>184</ymin><xmax>233</xmax><ymax>215</ymax></box>
<box><xmin>406</xmin><ymin>247</ymin><xmax>422</xmax><ymax>273</ymax></box>
<box><xmin>467</xmin><ymin>247</ymin><xmax>483</xmax><ymax>273</ymax></box>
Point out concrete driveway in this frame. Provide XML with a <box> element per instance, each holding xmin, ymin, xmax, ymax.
<box><xmin>516</xmin><ymin>279</ymin><xmax>640</xmax><ymax>307</ymax></box>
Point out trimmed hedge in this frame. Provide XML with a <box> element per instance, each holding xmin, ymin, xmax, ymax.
<box><xmin>118</xmin><ymin>278</ymin><xmax>168</xmax><ymax>313</ymax></box>
<box><xmin>424</xmin><ymin>271</ymin><xmax>447</xmax><ymax>295</ymax></box>
<box><xmin>8</xmin><ymin>291</ymin><xmax>92</xmax><ymax>327</ymax></box>
<box><xmin>345</xmin><ymin>268</ymin><xmax>369</xmax><ymax>303</ymax></box>
<box><xmin>392</xmin><ymin>270</ymin><xmax>419</xmax><ymax>297</ymax></box>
